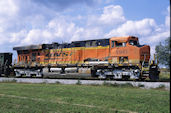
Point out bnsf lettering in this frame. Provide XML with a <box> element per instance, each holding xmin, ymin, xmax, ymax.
<box><xmin>46</xmin><ymin>52</ymin><xmax>70</xmax><ymax>57</ymax></box>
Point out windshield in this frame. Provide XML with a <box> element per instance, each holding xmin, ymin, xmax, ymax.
<box><xmin>129</xmin><ymin>40</ymin><xmax>139</xmax><ymax>46</ymax></box>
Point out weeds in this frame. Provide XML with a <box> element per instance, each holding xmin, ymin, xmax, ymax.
<box><xmin>1</xmin><ymin>79</ymin><xmax>17</xmax><ymax>83</ymax></box>
<box><xmin>138</xmin><ymin>84</ymin><xmax>145</xmax><ymax>88</ymax></box>
<box><xmin>157</xmin><ymin>84</ymin><xmax>166</xmax><ymax>89</ymax></box>
<box><xmin>159</xmin><ymin>71</ymin><xmax>170</xmax><ymax>81</ymax></box>
<box><xmin>55</xmin><ymin>81</ymin><xmax>61</xmax><ymax>84</ymax></box>
<box><xmin>103</xmin><ymin>81</ymin><xmax>134</xmax><ymax>88</ymax></box>
<box><xmin>76</xmin><ymin>79</ymin><xmax>82</xmax><ymax>85</ymax></box>
<box><xmin>42</xmin><ymin>80</ymin><xmax>48</xmax><ymax>84</ymax></box>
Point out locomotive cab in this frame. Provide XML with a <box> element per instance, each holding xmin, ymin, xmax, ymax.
<box><xmin>109</xmin><ymin>36</ymin><xmax>152</xmax><ymax>80</ymax></box>
<box><xmin>110</xmin><ymin>36</ymin><xmax>150</xmax><ymax>66</ymax></box>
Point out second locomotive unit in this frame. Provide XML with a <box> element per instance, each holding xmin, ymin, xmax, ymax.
<box><xmin>12</xmin><ymin>36</ymin><xmax>160</xmax><ymax>80</ymax></box>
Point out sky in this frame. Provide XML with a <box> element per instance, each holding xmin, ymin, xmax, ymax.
<box><xmin>0</xmin><ymin>0</ymin><xmax>170</xmax><ymax>59</ymax></box>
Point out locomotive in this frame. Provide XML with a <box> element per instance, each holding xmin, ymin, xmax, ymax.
<box><xmin>0</xmin><ymin>36</ymin><xmax>160</xmax><ymax>80</ymax></box>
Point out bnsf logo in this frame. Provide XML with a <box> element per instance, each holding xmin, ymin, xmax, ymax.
<box><xmin>45</xmin><ymin>52</ymin><xmax>72</xmax><ymax>57</ymax></box>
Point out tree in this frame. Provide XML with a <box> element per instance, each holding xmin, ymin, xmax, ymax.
<box><xmin>155</xmin><ymin>37</ymin><xmax>170</xmax><ymax>69</ymax></box>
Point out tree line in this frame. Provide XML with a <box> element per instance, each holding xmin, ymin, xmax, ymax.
<box><xmin>155</xmin><ymin>37</ymin><xmax>170</xmax><ymax>69</ymax></box>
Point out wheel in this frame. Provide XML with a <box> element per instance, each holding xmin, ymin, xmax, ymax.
<box><xmin>98</xmin><ymin>71</ymin><xmax>106</xmax><ymax>79</ymax></box>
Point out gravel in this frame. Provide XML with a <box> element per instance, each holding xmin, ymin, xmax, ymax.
<box><xmin>0</xmin><ymin>77</ymin><xmax>170</xmax><ymax>90</ymax></box>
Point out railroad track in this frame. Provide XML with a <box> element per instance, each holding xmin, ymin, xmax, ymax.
<box><xmin>0</xmin><ymin>77</ymin><xmax>170</xmax><ymax>90</ymax></box>
<box><xmin>0</xmin><ymin>76</ymin><xmax>170</xmax><ymax>82</ymax></box>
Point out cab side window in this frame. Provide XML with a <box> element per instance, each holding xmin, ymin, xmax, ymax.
<box><xmin>111</xmin><ymin>41</ymin><xmax>115</xmax><ymax>48</ymax></box>
<box><xmin>115</xmin><ymin>42</ymin><xmax>122</xmax><ymax>47</ymax></box>
<box><xmin>115</xmin><ymin>42</ymin><xmax>126</xmax><ymax>47</ymax></box>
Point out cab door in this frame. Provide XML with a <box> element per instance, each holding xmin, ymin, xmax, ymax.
<box><xmin>110</xmin><ymin>40</ymin><xmax>117</xmax><ymax>63</ymax></box>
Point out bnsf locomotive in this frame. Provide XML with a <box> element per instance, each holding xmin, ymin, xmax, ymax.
<box><xmin>0</xmin><ymin>36</ymin><xmax>160</xmax><ymax>80</ymax></box>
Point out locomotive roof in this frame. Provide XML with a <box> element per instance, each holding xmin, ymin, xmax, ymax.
<box><xmin>13</xmin><ymin>38</ymin><xmax>110</xmax><ymax>51</ymax></box>
<box><xmin>110</xmin><ymin>36</ymin><xmax>138</xmax><ymax>42</ymax></box>
<box><xmin>13</xmin><ymin>36</ymin><xmax>138</xmax><ymax>51</ymax></box>
<box><xmin>72</xmin><ymin>38</ymin><xmax>109</xmax><ymax>43</ymax></box>
<box><xmin>13</xmin><ymin>44</ymin><xmax>43</xmax><ymax>51</ymax></box>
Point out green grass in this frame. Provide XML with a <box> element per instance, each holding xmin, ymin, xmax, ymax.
<box><xmin>159</xmin><ymin>68</ymin><xmax>170</xmax><ymax>81</ymax></box>
<box><xmin>159</xmin><ymin>71</ymin><xmax>170</xmax><ymax>81</ymax></box>
<box><xmin>0</xmin><ymin>83</ymin><xmax>169</xmax><ymax>113</ymax></box>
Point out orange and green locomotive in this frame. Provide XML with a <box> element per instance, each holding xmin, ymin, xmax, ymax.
<box><xmin>12</xmin><ymin>36</ymin><xmax>160</xmax><ymax>80</ymax></box>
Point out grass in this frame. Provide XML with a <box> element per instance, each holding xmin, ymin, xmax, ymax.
<box><xmin>159</xmin><ymin>71</ymin><xmax>170</xmax><ymax>81</ymax></box>
<box><xmin>0</xmin><ymin>83</ymin><xmax>170</xmax><ymax>113</ymax></box>
<box><xmin>103</xmin><ymin>81</ymin><xmax>134</xmax><ymax>88</ymax></box>
<box><xmin>159</xmin><ymin>68</ymin><xmax>170</xmax><ymax>81</ymax></box>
